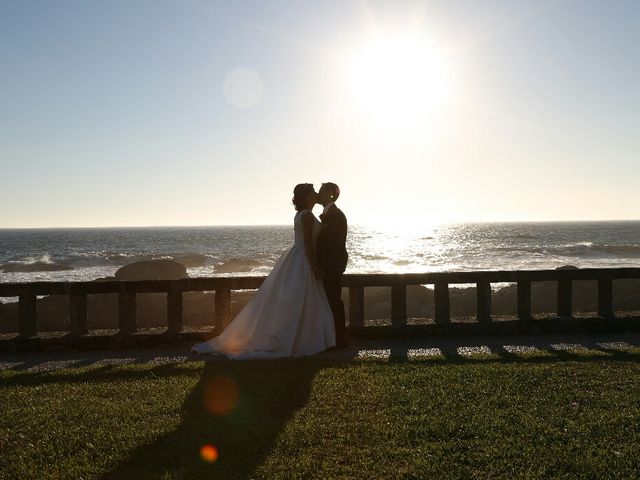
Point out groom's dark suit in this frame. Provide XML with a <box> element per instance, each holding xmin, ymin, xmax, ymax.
<box><xmin>317</xmin><ymin>203</ymin><xmax>348</xmax><ymax>346</ymax></box>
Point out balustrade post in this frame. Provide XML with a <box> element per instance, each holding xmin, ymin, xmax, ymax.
<box><xmin>19</xmin><ymin>290</ymin><xmax>38</xmax><ymax>338</ymax></box>
<box><xmin>476</xmin><ymin>280</ymin><xmax>492</xmax><ymax>324</ymax></box>
<box><xmin>118</xmin><ymin>292</ymin><xmax>137</xmax><ymax>335</ymax></box>
<box><xmin>215</xmin><ymin>288</ymin><xmax>232</xmax><ymax>332</ymax></box>
<box><xmin>348</xmin><ymin>286</ymin><xmax>364</xmax><ymax>327</ymax></box>
<box><xmin>597</xmin><ymin>278</ymin><xmax>614</xmax><ymax>318</ymax></box>
<box><xmin>557</xmin><ymin>278</ymin><xmax>573</xmax><ymax>318</ymax></box>
<box><xmin>434</xmin><ymin>282</ymin><xmax>450</xmax><ymax>325</ymax></box>
<box><xmin>517</xmin><ymin>280</ymin><xmax>532</xmax><ymax>321</ymax></box>
<box><xmin>167</xmin><ymin>289</ymin><xmax>183</xmax><ymax>334</ymax></box>
<box><xmin>391</xmin><ymin>283</ymin><xmax>407</xmax><ymax>327</ymax></box>
<box><xmin>69</xmin><ymin>293</ymin><xmax>88</xmax><ymax>337</ymax></box>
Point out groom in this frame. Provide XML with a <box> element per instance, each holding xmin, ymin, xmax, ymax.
<box><xmin>316</xmin><ymin>182</ymin><xmax>349</xmax><ymax>348</ymax></box>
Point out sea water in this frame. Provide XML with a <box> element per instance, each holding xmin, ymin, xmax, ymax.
<box><xmin>1</xmin><ymin>221</ymin><xmax>639</xmax><ymax>300</ymax></box>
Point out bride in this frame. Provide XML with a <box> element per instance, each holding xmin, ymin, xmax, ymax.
<box><xmin>192</xmin><ymin>184</ymin><xmax>336</xmax><ymax>359</ymax></box>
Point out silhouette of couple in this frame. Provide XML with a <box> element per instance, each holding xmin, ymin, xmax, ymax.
<box><xmin>193</xmin><ymin>182</ymin><xmax>348</xmax><ymax>359</ymax></box>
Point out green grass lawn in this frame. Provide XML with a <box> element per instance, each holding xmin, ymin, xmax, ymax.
<box><xmin>1</xmin><ymin>349</ymin><xmax>640</xmax><ymax>479</ymax></box>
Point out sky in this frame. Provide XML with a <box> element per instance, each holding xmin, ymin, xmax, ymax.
<box><xmin>1</xmin><ymin>0</ymin><xmax>638</xmax><ymax>228</ymax></box>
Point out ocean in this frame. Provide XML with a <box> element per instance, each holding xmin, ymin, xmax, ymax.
<box><xmin>1</xmin><ymin>221</ymin><xmax>639</xmax><ymax>299</ymax></box>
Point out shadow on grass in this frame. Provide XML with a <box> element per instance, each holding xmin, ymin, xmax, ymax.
<box><xmin>94</xmin><ymin>345</ymin><xmax>640</xmax><ymax>479</ymax></box>
<box><xmin>374</xmin><ymin>338</ymin><xmax>640</xmax><ymax>366</ymax></box>
<box><xmin>0</xmin><ymin>362</ymin><xmax>197</xmax><ymax>388</ymax></box>
<box><xmin>3</xmin><ymin>339</ymin><xmax>640</xmax><ymax>478</ymax></box>
<box><xmin>99</xmin><ymin>359</ymin><xmax>325</xmax><ymax>480</ymax></box>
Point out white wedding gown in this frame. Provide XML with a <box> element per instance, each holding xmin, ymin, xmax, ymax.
<box><xmin>192</xmin><ymin>210</ymin><xmax>336</xmax><ymax>359</ymax></box>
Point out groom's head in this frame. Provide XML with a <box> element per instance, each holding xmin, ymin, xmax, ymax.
<box><xmin>318</xmin><ymin>182</ymin><xmax>340</xmax><ymax>206</ymax></box>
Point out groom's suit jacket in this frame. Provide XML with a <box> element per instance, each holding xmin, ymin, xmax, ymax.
<box><xmin>317</xmin><ymin>204</ymin><xmax>348</xmax><ymax>274</ymax></box>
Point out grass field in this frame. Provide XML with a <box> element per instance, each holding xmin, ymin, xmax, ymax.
<box><xmin>1</xmin><ymin>347</ymin><xmax>640</xmax><ymax>479</ymax></box>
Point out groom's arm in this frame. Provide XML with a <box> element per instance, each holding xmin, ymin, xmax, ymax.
<box><xmin>337</xmin><ymin>211</ymin><xmax>347</xmax><ymax>250</ymax></box>
<box><xmin>324</xmin><ymin>210</ymin><xmax>348</xmax><ymax>273</ymax></box>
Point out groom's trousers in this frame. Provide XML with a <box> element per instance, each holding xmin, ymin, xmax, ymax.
<box><xmin>323</xmin><ymin>272</ymin><xmax>347</xmax><ymax>346</ymax></box>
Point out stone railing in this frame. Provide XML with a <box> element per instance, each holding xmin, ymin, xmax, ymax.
<box><xmin>1</xmin><ymin>267</ymin><xmax>639</xmax><ymax>350</ymax></box>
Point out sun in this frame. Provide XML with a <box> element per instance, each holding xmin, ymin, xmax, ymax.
<box><xmin>344</xmin><ymin>31</ymin><xmax>451</xmax><ymax>134</ymax></box>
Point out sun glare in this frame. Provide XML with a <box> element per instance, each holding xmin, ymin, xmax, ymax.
<box><xmin>345</xmin><ymin>31</ymin><xmax>451</xmax><ymax>133</ymax></box>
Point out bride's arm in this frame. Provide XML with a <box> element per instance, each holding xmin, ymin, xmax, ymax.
<box><xmin>302</xmin><ymin>213</ymin><xmax>324</xmax><ymax>279</ymax></box>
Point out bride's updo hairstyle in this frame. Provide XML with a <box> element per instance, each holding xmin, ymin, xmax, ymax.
<box><xmin>292</xmin><ymin>183</ymin><xmax>315</xmax><ymax>211</ymax></box>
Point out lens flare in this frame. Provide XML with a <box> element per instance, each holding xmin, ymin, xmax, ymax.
<box><xmin>203</xmin><ymin>375</ymin><xmax>239</xmax><ymax>416</ymax></box>
<box><xmin>200</xmin><ymin>444</ymin><xmax>219</xmax><ymax>463</ymax></box>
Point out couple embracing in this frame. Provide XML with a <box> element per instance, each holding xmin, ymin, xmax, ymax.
<box><xmin>193</xmin><ymin>182</ymin><xmax>348</xmax><ymax>359</ymax></box>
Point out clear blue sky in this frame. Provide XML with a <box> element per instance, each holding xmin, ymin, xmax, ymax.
<box><xmin>1</xmin><ymin>0</ymin><xmax>638</xmax><ymax>228</ymax></box>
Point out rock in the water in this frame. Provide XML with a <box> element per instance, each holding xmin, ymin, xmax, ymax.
<box><xmin>115</xmin><ymin>260</ymin><xmax>188</xmax><ymax>280</ymax></box>
<box><xmin>173</xmin><ymin>253</ymin><xmax>209</xmax><ymax>268</ymax></box>
<box><xmin>556</xmin><ymin>265</ymin><xmax>579</xmax><ymax>270</ymax></box>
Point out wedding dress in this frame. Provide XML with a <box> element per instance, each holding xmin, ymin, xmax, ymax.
<box><xmin>192</xmin><ymin>210</ymin><xmax>336</xmax><ymax>359</ymax></box>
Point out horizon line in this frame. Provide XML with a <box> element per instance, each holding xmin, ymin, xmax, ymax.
<box><xmin>1</xmin><ymin>218</ymin><xmax>640</xmax><ymax>230</ymax></box>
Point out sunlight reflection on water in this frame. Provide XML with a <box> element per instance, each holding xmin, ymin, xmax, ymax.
<box><xmin>1</xmin><ymin>222</ymin><xmax>639</xmax><ymax>292</ymax></box>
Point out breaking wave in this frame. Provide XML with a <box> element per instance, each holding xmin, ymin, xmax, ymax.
<box><xmin>0</xmin><ymin>254</ymin><xmax>74</xmax><ymax>273</ymax></box>
<box><xmin>524</xmin><ymin>243</ymin><xmax>640</xmax><ymax>258</ymax></box>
